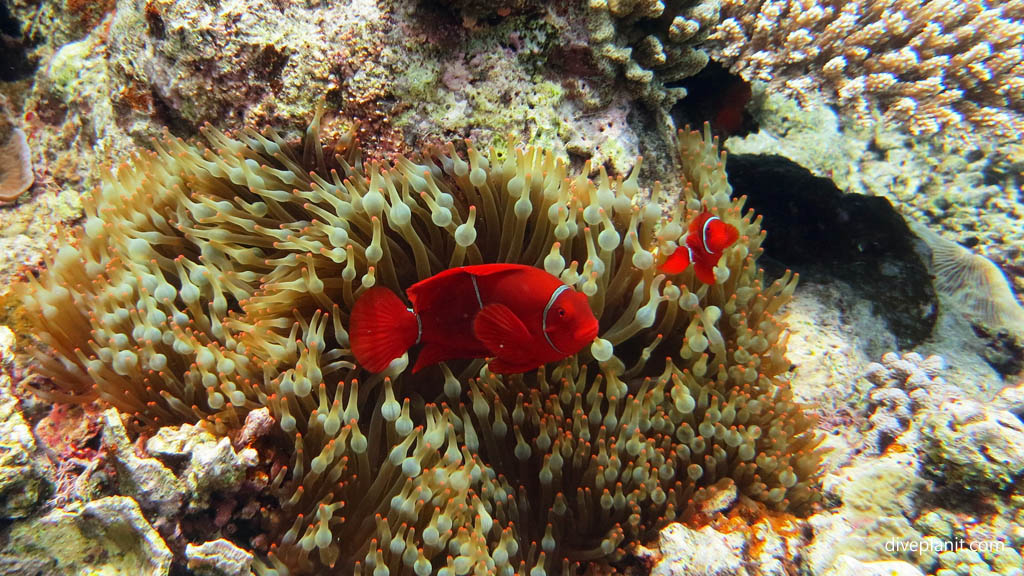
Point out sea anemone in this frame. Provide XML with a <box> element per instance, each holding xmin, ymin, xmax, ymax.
<box><xmin>15</xmin><ymin>112</ymin><xmax>823</xmax><ymax>574</ymax></box>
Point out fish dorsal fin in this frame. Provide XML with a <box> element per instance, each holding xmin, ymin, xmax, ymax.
<box><xmin>473</xmin><ymin>303</ymin><xmax>533</xmax><ymax>359</ymax></box>
<box><xmin>407</xmin><ymin>264</ymin><xmax>529</xmax><ymax>311</ymax></box>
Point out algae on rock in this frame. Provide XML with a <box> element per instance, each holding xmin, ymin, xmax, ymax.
<box><xmin>0</xmin><ymin>496</ymin><xmax>172</xmax><ymax>576</ymax></box>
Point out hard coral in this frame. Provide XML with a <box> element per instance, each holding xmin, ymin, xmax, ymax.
<box><xmin>586</xmin><ymin>0</ymin><xmax>721</xmax><ymax>108</ymax></box>
<box><xmin>15</xmin><ymin>113</ymin><xmax>823</xmax><ymax>574</ymax></box>
<box><xmin>709</xmin><ymin>0</ymin><xmax>1024</xmax><ymax>145</ymax></box>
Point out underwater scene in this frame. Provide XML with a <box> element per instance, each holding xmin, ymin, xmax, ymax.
<box><xmin>0</xmin><ymin>0</ymin><xmax>1023</xmax><ymax>575</ymax></box>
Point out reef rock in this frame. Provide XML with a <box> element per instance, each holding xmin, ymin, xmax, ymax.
<box><xmin>922</xmin><ymin>399</ymin><xmax>1024</xmax><ymax>491</ymax></box>
<box><xmin>0</xmin><ymin>496</ymin><xmax>172</xmax><ymax>576</ymax></box>
<box><xmin>185</xmin><ymin>538</ymin><xmax>255</xmax><ymax>576</ymax></box>
<box><xmin>0</xmin><ymin>385</ymin><xmax>48</xmax><ymax>519</ymax></box>
<box><xmin>805</xmin><ymin>511</ymin><xmax>930</xmax><ymax>575</ymax></box>
<box><xmin>825</xmin><ymin>452</ymin><xmax>924</xmax><ymax>520</ymax></box>
<box><xmin>0</xmin><ymin>326</ymin><xmax>49</xmax><ymax>519</ymax></box>
<box><xmin>146</xmin><ymin>423</ymin><xmax>257</xmax><ymax>511</ymax></box>
<box><xmin>101</xmin><ymin>409</ymin><xmax>184</xmax><ymax>518</ymax></box>
<box><xmin>653</xmin><ymin>523</ymin><xmax>746</xmax><ymax>576</ymax></box>
<box><xmin>650</xmin><ymin>517</ymin><xmax>807</xmax><ymax>576</ymax></box>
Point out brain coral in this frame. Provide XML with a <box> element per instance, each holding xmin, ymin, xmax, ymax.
<box><xmin>15</xmin><ymin>112</ymin><xmax>823</xmax><ymax>574</ymax></box>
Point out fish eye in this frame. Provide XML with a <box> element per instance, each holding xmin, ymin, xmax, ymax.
<box><xmin>557</xmin><ymin>307</ymin><xmax>566</xmax><ymax>318</ymax></box>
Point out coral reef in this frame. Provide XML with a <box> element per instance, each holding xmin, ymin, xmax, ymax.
<box><xmin>726</xmin><ymin>90</ymin><xmax>1024</xmax><ymax>316</ymax></box>
<box><xmin>709</xmin><ymin>0</ymin><xmax>1024</xmax><ymax>145</ymax></box>
<box><xmin>186</xmin><ymin>538</ymin><xmax>256</xmax><ymax>576</ymax></box>
<box><xmin>0</xmin><ymin>495</ymin><xmax>172</xmax><ymax>575</ymax></box>
<box><xmin>18</xmin><ymin>0</ymin><xmax>389</xmax><ymax>193</ymax></box>
<box><xmin>861</xmin><ymin>352</ymin><xmax>958</xmax><ymax>453</ymax></box>
<box><xmin>5</xmin><ymin>2</ymin><xmax>1024</xmax><ymax>576</ymax></box>
<box><xmin>792</xmin><ymin>348</ymin><xmax>1024</xmax><ymax>576</ymax></box>
<box><xmin>14</xmin><ymin>116</ymin><xmax>824</xmax><ymax>574</ymax></box>
<box><xmin>922</xmin><ymin>398</ymin><xmax>1024</xmax><ymax>491</ymax></box>
<box><xmin>586</xmin><ymin>0</ymin><xmax>721</xmax><ymax>108</ymax></box>
<box><xmin>105</xmin><ymin>0</ymin><xmax>376</xmax><ymax>130</ymax></box>
<box><xmin>0</xmin><ymin>371</ymin><xmax>49</xmax><ymax>519</ymax></box>
<box><xmin>434</xmin><ymin>0</ymin><xmax>542</xmax><ymax>21</ymax></box>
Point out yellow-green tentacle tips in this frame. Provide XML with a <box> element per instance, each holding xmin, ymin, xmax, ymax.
<box><xmin>15</xmin><ymin>121</ymin><xmax>823</xmax><ymax>575</ymax></box>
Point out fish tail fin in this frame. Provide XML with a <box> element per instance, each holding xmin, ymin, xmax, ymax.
<box><xmin>707</xmin><ymin>220</ymin><xmax>740</xmax><ymax>253</ymax></box>
<box><xmin>349</xmin><ymin>286</ymin><xmax>420</xmax><ymax>373</ymax></box>
<box><xmin>659</xmin><ymin>246</ymin><xmax>692</xmax><ymax>274</ymax></box>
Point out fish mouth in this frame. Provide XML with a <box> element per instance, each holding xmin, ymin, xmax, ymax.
<box><xmin>576</xmin><ymin>323</ymin><xmax>599</xmax><ymax>343</ymax></box>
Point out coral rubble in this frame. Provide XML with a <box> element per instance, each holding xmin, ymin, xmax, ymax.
<box><xmin>14</xmin><ymin>116</ymin><xmax>823</xmax><ymax>574</ymax></box>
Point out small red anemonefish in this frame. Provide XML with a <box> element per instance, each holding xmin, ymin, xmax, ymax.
<box><xmin>349</xmin><ymin>264</ymin><xmax>600</xmax><ymax>374</ymax></box>
<box><xmin>658</xmin><ymin>210</ymin><xmax>739</xmax><ymax>284</ymax></box>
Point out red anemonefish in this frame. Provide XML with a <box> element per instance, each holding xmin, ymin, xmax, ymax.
<box><xmin>659</xmin><ymin>211</ymin><xmax>739</xmax><ymax>284</ymax></box>
<box><xmin>349</xmin><ymin>264</ymin><xmax>600</xmax><ymax>374</ymax></box>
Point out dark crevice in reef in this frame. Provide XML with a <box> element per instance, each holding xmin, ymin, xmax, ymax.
<box><xmin>150</xmin><ymin>89</ymin><xmax>199</xmax><ymax>140</ymax></box>
<box><xmin>0</xmin><ymin>0</ymin><xmax>38</xmax><ymax>82</ymax></box>
<box><xmin>727</xmin><ymin>153</ymin><xmax>938</xmax><ymax>348</ymax></box>
<box><xmin>973</xmin><ymin>324</ymin><xmax>1024</xmax><ymax>376</ymax></box>
<box><xmin>670</xmin><ymin>60</ymin><xmax>757</xmax><ymax>141</ymax></box>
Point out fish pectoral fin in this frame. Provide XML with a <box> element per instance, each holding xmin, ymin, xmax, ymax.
<box><xmin>473</xmin><ymin>303</ymin><xmax>533</xmax><ymax>359</ymax></box>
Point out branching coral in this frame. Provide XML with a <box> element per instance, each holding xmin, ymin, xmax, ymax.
<box><xmin>709</xmin><ymin>0</ymin><xmax>1024</xmax><ymax>144</ymax></box>
<box><xmin>15</xmin><ymin>113</ymin><xmax>823</xmax><ymax>574</ymax></box>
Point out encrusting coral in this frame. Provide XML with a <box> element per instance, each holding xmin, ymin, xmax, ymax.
<box><xmin>14</xmin><ymin>112</ymin><xmax>823</xmax><ymax>574</ymax></box>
